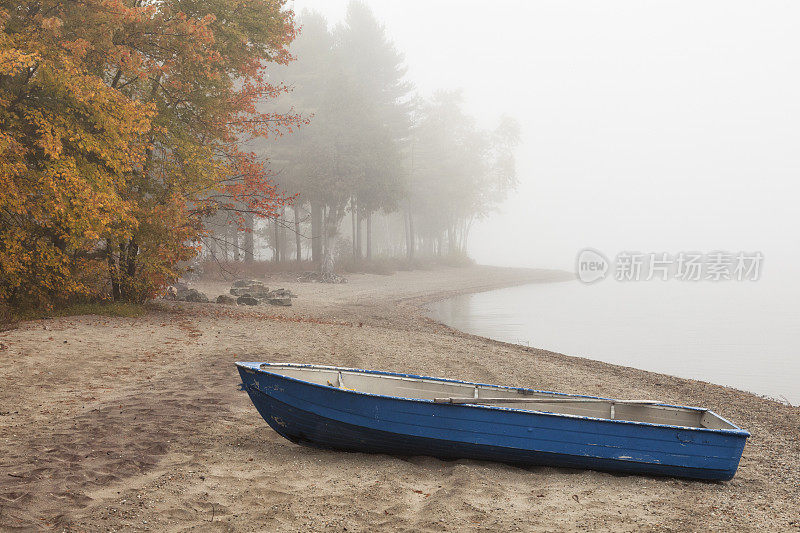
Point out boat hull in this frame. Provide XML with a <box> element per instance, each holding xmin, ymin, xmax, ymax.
<box><xmin>237</xmin><ymin>364</ymin><xmax>748</xmax><ymax>481</ymax></box>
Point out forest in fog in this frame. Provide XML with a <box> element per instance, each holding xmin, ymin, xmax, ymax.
<box><xmin>204</xmin><ymin>4</ymin><xmax>520</xmax><ymax>269</ymax></box>
<box><xmin>0</xmin><ymin>0</ymin><xmax>517</xmax><ymax>313</ymax></box>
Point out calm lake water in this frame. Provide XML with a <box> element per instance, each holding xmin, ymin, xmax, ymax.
<box><xmin>427</xmin><ymin>278</ymin><xmax>800</xmax><ymax>405</ymax></box>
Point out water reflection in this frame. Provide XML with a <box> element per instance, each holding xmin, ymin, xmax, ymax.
<box><xmin>427</xmin><ymin>279</ymin><xmax>799</xmax><ymax>405</ymax></box>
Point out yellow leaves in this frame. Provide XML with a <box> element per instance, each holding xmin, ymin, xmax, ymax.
<box><xmin>0</xmin><ymin>130</ymin><xmax>26</xmax><ymax>179</ymax></box>
<box><xmin>2</xmin><ymin>0</ymin><xmax>298</xmax><ymax>307</ymax></box>
<box><xmin>27</xmin><ymin>109</ymin><xmax>64</xmax><ymax>159</ymax></box>
<box><xmin>0</xmin><ymin>48</ymin><xmax>39</xmax><ymax>76</ymax></box>
<box><xmin>0</xmin><ymin>29</ymin><xmax>152</xmax><ymax>308</ymax></box>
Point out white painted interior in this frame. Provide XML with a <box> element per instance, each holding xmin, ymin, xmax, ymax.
<box><xmin>258</xmin><ymin>364</ymin><xmax>736</xmax><ymax>430</ymax></box>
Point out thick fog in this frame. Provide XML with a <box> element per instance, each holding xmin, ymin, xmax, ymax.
<box><xmin>291</xmin><ymin>0</ymin><xmax>800</xmax><ymax>272</ymax></box>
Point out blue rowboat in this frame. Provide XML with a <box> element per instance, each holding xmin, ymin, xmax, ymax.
<box><xmin>236</xmin><ymin>363</ymin><xmax>749</xmax><ymax>480</ymax></box>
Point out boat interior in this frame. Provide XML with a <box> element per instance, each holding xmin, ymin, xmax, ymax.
<box><xmin>255</xmin><ymin>364</ymin><xmax>737</xmax><ymax>430</ymax></box>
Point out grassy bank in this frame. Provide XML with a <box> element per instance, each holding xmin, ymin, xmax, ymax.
<box><xmin>1</xmin><ymin>301</ymin><xmax>146</xmax><ymax>329</ymax></box>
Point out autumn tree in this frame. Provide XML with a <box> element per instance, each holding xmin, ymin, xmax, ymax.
<box><xmin>0</xmin><ymin>2</ymin><xmax>151</xmax><ymax>307</ymax></box>
<box><xmin>96</xmin><ymin>0</ymin><xmax>299</xmax><ymax>301</ymax></box>
<box><xmin>0</xmin><ymin>0</ymin><xmax>300</xmax><ymax>307</ymax></box>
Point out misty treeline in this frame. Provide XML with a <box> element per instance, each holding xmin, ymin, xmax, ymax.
<box><xmin>0</xmin><ymin>0</ymin><xmax>517</xmax><ymax>316</ymax></box>
<box><xmin>203</xmin><ymin>3</ymin><xmax>520</xmax><ymax>270</ymax></box>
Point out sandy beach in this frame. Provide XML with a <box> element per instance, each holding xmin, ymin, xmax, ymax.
<box><xmin>1</xmin><ymin>265</ymin><xmax>798</xmax><ymax>532</ymax></box>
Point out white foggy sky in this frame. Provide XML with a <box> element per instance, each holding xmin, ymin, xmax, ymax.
<box><xmin>290</xmin><ymin>0</ymin><xmax>800</xmax><ymax>271</ymax></box>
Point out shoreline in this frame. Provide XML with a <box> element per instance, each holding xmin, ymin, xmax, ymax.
<box><xmin>0</xmin><ymin>265</ymin><xmax>797</xmax><ymax>531</ymax></box>
<box><xmin>419</xmin><ymin>280</ymin><xmax>797</xmax><ymax>408</ymax></box>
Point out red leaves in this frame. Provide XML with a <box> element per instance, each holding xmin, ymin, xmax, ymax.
<box><xmin>1</xmin><ymin>0</ymin><xmax>304</xmax><ymax>307</ymax></box>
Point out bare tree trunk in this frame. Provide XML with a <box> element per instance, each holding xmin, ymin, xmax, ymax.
<box><xmin>273</xmin><ymin>217</ymin><xmax>281</xmax><ymax>263</ymax></box>
<box><xmin>221</xmin><ymin>227</ymin><xmax>229</xmax><ymax>261</ymax></box>
<box><xmin>205</xmin><ymin>231</ymin><xmax>217</xmax><ymax>261</ymax></box>
<box><xmin>355</xmin><ymin>205</ymin><xmax>362</xmax><ymax>262</ymax></box>
<box><xmin>404</xmin><ymin>210</ymin><xmax>414</xmax><ymax>260</ymax></box>
<box><xmin>244</xmin><ymin>213</ymin><xmax>254</xmax><ymax>262</ymax></box>
<box><xmin>125</xmin><ymin>237</ymin><xmax>138</xmax><ymax>281</ymax></box>
<box><xmin>278</xmin><ymin>207</ymin><xmax>288</xmax><ymax>262</ymax></box>
<box><xmin>462</xmin><ymin>217</ymin><xmax>474</xmax><ymax>255</ymax></box>
<box><xmin>404</xmin><ymin>212</ymin><xmax>410</xmax><ymax>259</ymax></box>
<box><xmin>311</xmin><ymin>201</ymin><xmax>323</xmax><ymax>267</ymax></box>
<box><xmin>321</xmin><ymin>205</ymin><xmax>330</xmax><ymax>273</ymax></box>
<box><xmin>408</xmin><ymin>211</ymin><xmax>415</xmax><ymax>260</ymax></box>
<box><xmin>322</xmin><ymin>205</ymin><xmax>328</xmax><ymax>259</ymax></box>
<box><xmin>232</xmin><ymin>225</ymin><xmax>240</xmax><ymax>262</ymax></box>
<box><xmin>448</xmin><ymin>226</ymin><xmax>455</xmax><ymax>255</ymax></box>
<box><xmin>322</xmin><ymin>219</ymin><xmax>333</xmax><ymax>277</ymax></box>
<box><xmin>106</xmin><ymin>241</ymin><xmax>121</xmax><ymax>301</ymax></box>
<box><xmin>293</xmin><ymin>204</ymin><xmax>302</xmax><ymax>263</ymax></box>
<box><xmin>366</xmin><ymin>212</ymin><xmax>372</xmax><ymax>260</ymax></box>
<box><xmin>350</xmin><ymin>196</ymin><xmax>357</xmax><ymax>260</ymax></box>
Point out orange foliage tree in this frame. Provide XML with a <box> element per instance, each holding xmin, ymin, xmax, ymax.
<box><xmin>0</xmin><ymin>0</ymin><xmax>300</xmax><ymax>306</ymax></box>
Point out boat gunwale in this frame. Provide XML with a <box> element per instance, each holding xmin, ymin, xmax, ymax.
<box><xmin>235</xmin><ymin>362</ymin><xmax>750</xmax><ymax>437</ymax></box>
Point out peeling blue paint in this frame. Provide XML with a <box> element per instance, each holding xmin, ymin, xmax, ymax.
<box><xmin>236</xmin><ymin>362</ymin><xmax>749</xmax><ymax>480</ymax></box>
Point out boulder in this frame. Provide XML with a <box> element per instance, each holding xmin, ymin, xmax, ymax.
<box><xmin>250</xmin><ymin>288</ymin><xmax>271</xmax><ymax>299</ymax></box>
<box><xmin>184</xmin><ymin>289</ymin><xmax>209</xmax><ymax>303</ymax></box>
<box><xmin>237</xmin><ymin>295</ymin><xmax>259</xmax><ymax>306</ymax></box>
<box><xmin>234</xmin><ymin>279</ymin><xmax>264</xmax><ymax>288</ymax></box>
<box><xmin>173</xmin><ymin>282</ymin><xmax>191</xmax><ymax>300</ymax></box>
<box><xmin>229</xmin><ymin>287</ymin><xmax>251</xmax><ymax>297</ymax></box>
<box><xmin>297</xmin><ymin>271</ymin><xmax>347</xmax><ymax>284</ymax></box>
<box><xmin>230</xmin><ymin>280</ymin><xmax>268</xmax><ymax>297</ymax></box>
<box><xmin>216</xmin><ymin>295</ymin><xmax>236</xmax><ymax>305</ymax></box>
<box><xmin>267</xmin><ymin>288</ymin><xmax>297</xmax><ymax>299</ymax></box>
<box><xmin>267</xmin><ymin>298</ymin><xmax>292</xmax><ymax>307</ymax></box>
